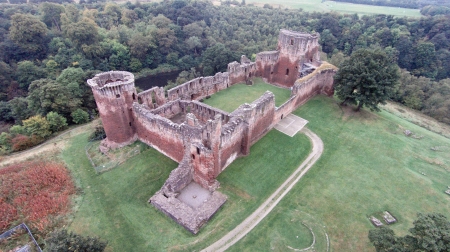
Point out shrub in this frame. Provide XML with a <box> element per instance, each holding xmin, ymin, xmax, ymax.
<box><xmin>9</xmin><ymin>125</ymin><xmax>27</xmax><ymax>135</ymax></box>
<box><xmin>46</xmin><ymin>111</ymin><xmax>68</xmax><ymax>133</ymax></box>
<box><xmin>0</xmin><ymin>161</ymin><xmax>75</xmax><ymax>232</ymax></box>
<box><xmin>22</xmin><ymin>115</ymin><xmax>51</xmax><ymax>138</ymax></box>
<box><xmin>45</xmin><ymin>230</ymin><xmax>107</xmax><ymax>252</ymax></box>
<box><xmin>88</xmin><ymin>123</ymin><xmax>106</xmax><ymax>141</ymax></box>
<box><xmin>10</xmin><ymin>134</ymin><xmax>42</xmax><ymax>151</ymax></box>
<box><xmin>71</xmin><ymin>109</ymin><xmax>89</xmax><ymax>124</ymax></box>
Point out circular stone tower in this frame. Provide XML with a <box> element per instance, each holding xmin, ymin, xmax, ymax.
<box><xmin>87</xmin><ymin>71</ymin><xmax>137</xmax><ymax>150</ymax></box>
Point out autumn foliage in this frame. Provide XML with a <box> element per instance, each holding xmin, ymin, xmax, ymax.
<box><xmin>0</xmin><ymin>161</ymin><xmax>75</xmax><ymax>232</ymax></box>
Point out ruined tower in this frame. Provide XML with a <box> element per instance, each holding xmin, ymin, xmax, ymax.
<box><xmin>87</xmin><ymin>71</ymin><xmax>137</xmax><ymax>150</ymax></box>
<box><xmin>256</xmin><ymin>29</ymin><xmax>321</xmax><ymax>88</ymax></box>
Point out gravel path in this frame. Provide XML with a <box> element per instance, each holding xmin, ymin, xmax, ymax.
<box><xmin>201</xmin><ymin>127</ymin><xmax>324</xmax><ymax>252</ymax></box>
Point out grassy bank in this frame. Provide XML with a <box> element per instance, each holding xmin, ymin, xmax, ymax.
<box><xmin>62</xmin><ymin>129</ymin><xmax>311</xmax><ymax>251</ymax></box>
<box><xmin>203</xmin><ymin>78</ymin><xmax>291</xmax><ymax>113</ymax></box>
<box><xmin>231</xmin><ymin>96</ymin><xmax>450</xmax><ymax>251</ymax></box>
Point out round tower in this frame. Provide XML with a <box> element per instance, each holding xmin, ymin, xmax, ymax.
<box><xmin>87</xmin><ymin>71</ymin><xmax>137</xmax><ymax>150</ymax></box>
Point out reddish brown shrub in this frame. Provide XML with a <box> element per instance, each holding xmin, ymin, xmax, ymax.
<box><xmin>10</xmin><ymin>134</ymin><xmax>43</xmax><ymax>152</ymax></box>
<box><xmin>0</xmin><ymin>161</ymin><xmax>75</xmax><ymax>233</ymax></box>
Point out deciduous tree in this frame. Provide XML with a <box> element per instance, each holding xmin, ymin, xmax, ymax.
<box><xmin>9</xmin><ymin>14</ymin><xmax>48</xmax><ymax>54</ymax></box>
<box><xmin>334</xmin><ymin>48</ymin><xmax>400</xmax><ymax>111</ymax></box>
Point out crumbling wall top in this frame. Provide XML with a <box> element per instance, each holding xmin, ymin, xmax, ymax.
<box><xmin>279</xmin><ymin>29</ymin><xmax>319</xmax><ymax>40</ymax></box>
<box><xmin>87</xmin><ymin>71</ymin><xmax>134</xmax><ymax>89</ymax></box>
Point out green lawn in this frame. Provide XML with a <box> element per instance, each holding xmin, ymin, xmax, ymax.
<box><xmin>230</xmin><ymin>96</ymin><xmax>450</xmax><ymax>251</ymax></box>
<box><xmin>62</xmin><ymin>128</ymin><xmax>311</xmax><ymax>251</ymax></box>
<box><xmin>202</xmin><ymin>78</ymin><xmax>291</xmax><ymax>113</ymax></box>
<box><xmin>245</xmin><ymin>0</ymin><xmax>422</xmax><ymax>17</ymax></box>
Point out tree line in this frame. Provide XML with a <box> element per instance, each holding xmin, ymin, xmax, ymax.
<box><xmin>0</xmin><ymin>0</ymin><xmax>450</xmax><ymax>153</ymax></box>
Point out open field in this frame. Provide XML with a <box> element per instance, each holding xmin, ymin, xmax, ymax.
<box><xmin>230</xmin><ymin>96</ymin><xmax>450</xmax><ymax>251</ymax></box>
<box><xmin>203</xmin><ymin>78</ymin><xmax>291</xmax><ymax>112</ymax></box>
<box><xmin>61</xmin><ymin>128</ymin><xmax>311</xmax><ymax>251</ymax></box>
<box><xmin>244</xmin><ymin>0</ymin><xmax>422</xmax><ymax>17</ymax></box>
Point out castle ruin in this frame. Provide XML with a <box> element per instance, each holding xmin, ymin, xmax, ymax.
<box><xmin>87</xmin><ymin>29</ymin><xmax>336</xmax><ymax>234</ymax></box>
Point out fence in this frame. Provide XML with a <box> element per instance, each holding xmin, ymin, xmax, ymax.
<box><xmin>0</xmin><ymin>223</ymin><xmax>42</xmax><ymax>252</ymax></box>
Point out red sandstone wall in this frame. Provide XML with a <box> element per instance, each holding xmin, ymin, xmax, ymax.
<box><xmin>219</xmin><ymin>118</ymin><xmax>246</xmax><ymax>170</ymax></box>
<box><xmin>247</xmin><ymin>94</ymin><xmax>276</xmax><ymax>144</ymax></box>
<box><xmin>133</xmin><ymin>105</ymin><xmax>185</xmax><ymax>162</ymax></box>
<box><xmin>94</xmin><ymin>88</ymin><xmax>137</xmax><ymax>145</ymax></box>
<box><xmin>270</xmin><ymin>56</ymin><xmax>299</xmax><ymax>88</ymax></box>
<box><xmin>190</xmin><ymin>144</ymin><xmax>216</xmax><ymax>189</ymax></box>
<box><xmin>273</xmin><ymin>67</ymin><xmax>336</xmax><ymax>123</ymax></box>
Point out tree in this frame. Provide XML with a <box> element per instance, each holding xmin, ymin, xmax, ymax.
<box><xmin>9</xmin><ymin>14</ymin><xmax>48</xmax><ymax>55</ymax></box>
<box><xmin>202</xmin><ymin>43</ymin><xmax>238</xmax><ymax>76</ymax></box>
<box><xmin>369</xmin><ymin>213</ymin><xmax>450</xmax><ymax>252</ymax></box>
<box><xmin>15</xmin><ymin>60</ymin><xmax>47</xmax><ymax>90</ymax></box>
<box><xmin>334</xmin><ymin>48</ymin><xmax>400</xmax><ymax>111</ymax></box>
<box><xmin>63</xmin><ymin>19</ymin><xmax>99</xmax><ymax>48</ymax></box>
<box><xmin>46</xmin><ymin>111</ymin><xmax>68</xmax><ymax>133</ymax></box>
<box><xmin>22</xmin><ymin>115</ymin><xmax>51</xmax><ymax>139</ymax></box>
<box><xmin>412</xmin><ymin>42</ymin><xmax>438</xmax><ymax>79</ymax></box>
<box><xmin>28</xmin><ymin>79</ymin><xmax>82</xmax><ymax>117</ymax></box>
<box><xmin>39</xmin><ymin>2</ymin><xmax>65</xmax><ymax>32</ymax></box>
<box><xmin>71</xmin><ymin>108</ymin><xmax>89</xmax><ymax>124</ymax></box>
<box><xmin>45</xmin><ymin>229</ymin><xmax>107</xmax><ymax>252</ymax></box>
<box><xmin>9</xmin><ymin>97</ymin><xmax>32</xmax><ymax>123</ymax></box>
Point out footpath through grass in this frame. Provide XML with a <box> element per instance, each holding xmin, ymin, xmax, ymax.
<box><xmin>203</xmin><ymin>78</ymin><xmax>291</xmax><ymax>113</ymax></box>
<box><xmin>62</xmin><ymin>128</ymin><xmax>311</xmax><ymax>251</ymax></box>
<box><xmin>231</xmin><ymin>96</ymin><xmax>450</xmax><ymax>251</ymax></box>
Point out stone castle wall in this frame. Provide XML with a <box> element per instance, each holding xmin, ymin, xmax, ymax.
<box><xmin>88</xmin><ymin>29</ymin><xmax>336</xmax><ymax>234</ymax></box>
<box><xmin>256</xmin><ymin>29</ymin><xmax>321</xmax><ymax>88</ymax></box>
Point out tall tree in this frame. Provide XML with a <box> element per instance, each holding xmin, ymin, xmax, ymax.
<box><xmin>9</xmin><ymin>14</ymin><xmax>48</xmax><ymax>55</ymax></box>
<box><xmin>202</xmin><ymin>43</ymin><xmax>238</xmax><ymax>76</ymax></box>
<box><xmin>39</xmin><ymin>2</ymin><xmax>65</xmax><ymax>32</ymax></box>
<box><xmin>334</xmin><ymin>48</ymin><xmax>400</xmax><ymax>111</ymax></box>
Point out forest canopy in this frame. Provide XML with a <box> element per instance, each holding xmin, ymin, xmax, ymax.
<box><xmin>0</xmin><ymin>0</ymin><xmax>450</xmax><ymax>153</ymax></box>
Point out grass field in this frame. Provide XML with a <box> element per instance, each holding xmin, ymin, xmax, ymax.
<box><xmin>230</xmin><ymin>96</ymin><xmax>450</xmax><ymax>251</ymax></box>
<box><xmin>62</xmin><ymin>128</ymin><xmax>311</xmax><ymax>251</ymax></box>
<box><xmin>244</xmin><ymin>0</ymin><xmax>422</xmax><ymax>17</ymax></box>
<box><xmin>203</xmin><ymin>78</ymin><xmax>291</xmax><ymax>112</ymax></box>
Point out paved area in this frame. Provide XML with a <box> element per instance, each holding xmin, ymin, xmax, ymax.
<box><xmin>274</xmin><ymin>114</ymin><xmax>309</xmax><ymax>137</ymax></box>
<box><xmin>177</xmin><ymin>182</ymin><xmax>212</xmax><ymax>209</ymax></box>
<box><xmin>201</xmin><ymin>127</ymin><xmax>323</xmax><ymax>252</ymax></box>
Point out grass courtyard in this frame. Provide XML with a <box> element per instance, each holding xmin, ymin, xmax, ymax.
<box><xmin>202</xmin><ymin>78</ymin><xmax>291</xmax><ymax>113</ymax></box>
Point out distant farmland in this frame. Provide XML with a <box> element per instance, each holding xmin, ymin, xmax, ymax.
<box><xmin>242</xmin><ymin>0</ymin><xmax>422</xmax><ymax>17</ymax></box>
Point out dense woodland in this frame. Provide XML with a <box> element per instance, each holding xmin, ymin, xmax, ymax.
<box><xmin>0</xmin><ymin>0</ymin><xmax>450</xmax><ymax>153</ymax></box>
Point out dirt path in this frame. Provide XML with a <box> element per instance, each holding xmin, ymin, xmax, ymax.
<box><xmin>201</xmin><ymin>127</ymin><xmax>324</xmax><ymax>252</ymax></box>
<box><xmin>0</xmin><ymin>123</ymin><xmax>93</xmax><ymax>167</ymax></box>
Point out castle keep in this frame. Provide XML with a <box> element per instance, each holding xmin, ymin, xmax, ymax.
<box><xmin>88</xmin><ymin>29</ymin><xmax>336</xmax><ymax>234</ymax></box>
